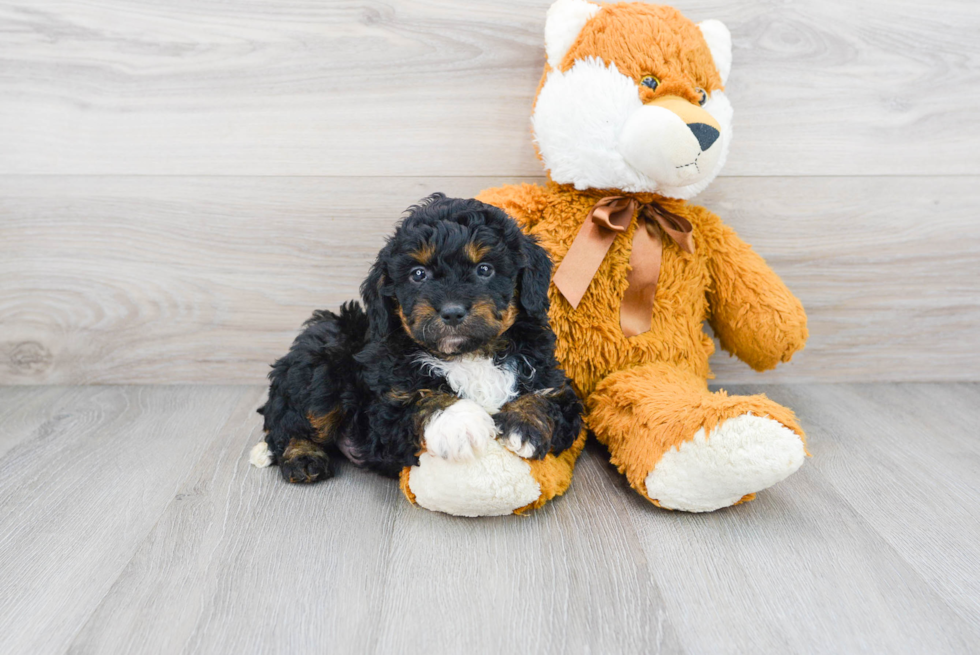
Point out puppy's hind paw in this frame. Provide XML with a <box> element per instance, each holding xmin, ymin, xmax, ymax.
<box><xmin>279</xmin><ymin>440</ymin><xmax>332</xmax><ymax>484</ymax></box>
<box><xmin>423</xmin><ymin>399</ymin><xmax>498</xmax><ymax>462</ymax></box>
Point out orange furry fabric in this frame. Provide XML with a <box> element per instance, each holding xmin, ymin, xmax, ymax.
<box><xmin>478</xmin><ymin>183</ymin><xmax>808</xmax><ymax>393</ymax></box>
<box><xmin>557</xmin><ymin>4</ymin><xmax>723</xmax><ymax>101</ymax></box>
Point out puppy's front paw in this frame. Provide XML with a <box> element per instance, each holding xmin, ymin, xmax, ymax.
<box><xmin>503</xmin><ymin>432</ymin><xmax>540</xmax><ymax>459</ymax></box>
<box><xmin>494</xmin><ymin>396</ymin><xmax>554</xmax><ymax>460</ymax></box>
<box><xmin>424</xmin><ymin>399</ymin><xmax>497</xmax><ymax>462</ymax></box>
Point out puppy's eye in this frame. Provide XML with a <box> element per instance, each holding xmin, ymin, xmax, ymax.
<box><xmin>696</xmin><ymin>88</ymin><xmax>707</xmax><ymax>106</ymax></box>
<box><xmin>475</xmin><ymin>263</ymin><xmax>494</xmax><ymax>278</ymax></box>
<box><xmin>641</xmin><ymin>75</ymin><xmax>660</xmax><ymax>91</ymax></box>
<box><xmin>409</xmin><ymin>267</ymin><xmax>428</xmax><ymax>283</ymax></box>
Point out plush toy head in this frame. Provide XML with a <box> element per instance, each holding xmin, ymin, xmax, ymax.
<box><xmin>532</xmin><ymin>0</ymin><xmax>733</xmax><ymax>199</ymax></box>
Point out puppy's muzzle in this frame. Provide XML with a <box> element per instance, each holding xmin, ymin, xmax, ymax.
<box><xmin>406</xmin><ymin>298</ymin><xmax>514</xmax><ymax>355</ymax></box>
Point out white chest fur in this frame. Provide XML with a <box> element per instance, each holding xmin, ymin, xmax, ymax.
<box><xmin>415</xmin><ymin>353</ymin><xmax>518</xmax><ymax>414</ymax></box>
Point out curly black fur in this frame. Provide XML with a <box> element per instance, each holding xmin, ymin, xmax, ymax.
<box><xmin>258</xmin><ymin>194</ymin><xmax>583</xmax><ymax>483</ymax></box>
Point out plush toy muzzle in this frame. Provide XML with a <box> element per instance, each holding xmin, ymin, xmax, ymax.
<box><xmin>617</xmin><ymin>94</ymin><xmax>723</xmax><ymax>188</ymax></box>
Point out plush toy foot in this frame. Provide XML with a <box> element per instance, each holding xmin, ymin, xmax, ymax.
<box><xmin>587</xmin><ymin>362</ymin><xmax>808</xmax><ymax>513</ymax></box>
<box><xmin>400</xmin><ymin>428</ymin><xmax>586</xmax><ymax>517</ymax></box>
<box><xmin>645</xmin><ymin>413</ymin><xmax>806</xmax><ymax>512</ymax></box>
<box><xmin>406</xmin><ymin>439</ymin><xmax>541</xmax><ymax>517</ymax></box>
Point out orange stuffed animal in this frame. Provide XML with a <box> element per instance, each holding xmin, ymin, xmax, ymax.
<box><xmin>476</xmin><ymin>0</ymin><xmax>810</xmax><ymax>512</ymax></box>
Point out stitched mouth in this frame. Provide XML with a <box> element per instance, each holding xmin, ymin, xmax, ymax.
<box><xmin>675</xmin><ymin>153</ymin><xmax>701</xmax><ymax>173</ymax></box>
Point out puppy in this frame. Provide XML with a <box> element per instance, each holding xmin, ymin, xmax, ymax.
<box><xmin>254</xmin><ymin>194</ymin><xmax>583</xmax><ymax>484</ymax></box>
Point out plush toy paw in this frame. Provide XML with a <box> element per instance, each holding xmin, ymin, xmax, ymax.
<box><xmin>423</xmin><ymin>399</ymin><xmax>498</xmax><ymax>462</ymax></box>
<box><xmin>645</xmin><ymin>413</ymin><xmax>806</xmax><ymax>512</ymax></box>
<box><xmin>407</xmin><ymin>439</ymin><xmax>543</xmax><ymax>517</ymax></box>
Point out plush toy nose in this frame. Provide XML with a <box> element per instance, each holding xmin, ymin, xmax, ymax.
<box><xmin>688</xmin><ymin>123</ymin><xmax>719</xmax><ymax>151</ymax></box>
<box><xmin>439</xmin><ymin>303</ymin><xmax>468</xmax><ymax>326</ymax></box>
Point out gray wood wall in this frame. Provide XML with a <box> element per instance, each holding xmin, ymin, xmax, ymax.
<box><xmin>2</xmin><ymin>0</ymin><xmax>978</xmax><ymax>385</ymax></box>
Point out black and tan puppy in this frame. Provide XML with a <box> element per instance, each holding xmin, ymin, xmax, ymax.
<box><xmin>252</xmin><ymin>194</ymin><xmax>583</xmax><ymax>485</ymax></box>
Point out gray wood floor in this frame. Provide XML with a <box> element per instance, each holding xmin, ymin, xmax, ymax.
<box><xmin>1</xmin><ymin>383</ymin><xmax>978</xmax><ymax>654</ymax></box>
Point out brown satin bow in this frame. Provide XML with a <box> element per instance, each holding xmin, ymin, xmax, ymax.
<box><xmin>553</xmin><ymin>196</ymin><xmax>695</xmax><ymax>337</ymax></box>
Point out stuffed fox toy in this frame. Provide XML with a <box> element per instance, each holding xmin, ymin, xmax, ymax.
<box><xmin>477</xmin><ymin>0</ymin><xmax>810</xmax><ymax>513</ymax></box>
<box><xmin>401</xmin><ymin>0</ymin><xmax>808</xmax><ymax>515</ymax></box>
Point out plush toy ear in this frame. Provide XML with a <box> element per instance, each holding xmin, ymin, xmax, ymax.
<box><xmin>360</xmin><ymin>242</ymin><xmax>398</xmax><ymax>341</ymax></box>
<box><xmin>545</xmin><ymin>0</ymin><xmax>601</xmax><ymax>69</ymax></box>
<box><xmin>698</xmin><ymin>19</ymin><xmax>732</xmax><ymax>85</ymax></box>
<box><xmin>518</xmin><ymin>234</ymin><xmax>554</xmax><ymax>324</ymax></box>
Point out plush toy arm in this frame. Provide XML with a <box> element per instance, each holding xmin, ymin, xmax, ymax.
<box><xmin>476</xmin><ymin>183</ymin><xmax>550</xmax><ymax>230</ymax></box>
<box><xmin>704</xmin><ymin>216</ymin><xmax>808</xmax><ymax>372</ymax></box>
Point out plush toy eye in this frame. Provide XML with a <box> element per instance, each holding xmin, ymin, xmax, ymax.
<box><xmin>476</xmin><ymin>263</ymin><xmax>494</xmax><ymax>278</ymax></box>
<box><xmin>410</xmin><ymin>267</ymin><xmax>428</xmax><ymax>283</ymax></box>
<box><xmin>697</xmin><ymin>88</ymin><xmax>707</xmax><ymax>106</ymax></box>
<box><xmin>641</xmin><ymin>76</ymin><xmax>660</xmax><ymax>91</ymax></box>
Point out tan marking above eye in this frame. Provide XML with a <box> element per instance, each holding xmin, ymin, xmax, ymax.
<box><xmin>409</xmin><ymin>243</ymin><xmax>436</xmax><ymax>264</ymax></box>
<box><xmin>464</xmin><ymin>241</ymin><xmax>490</xmax><ymax>263</ymax></box>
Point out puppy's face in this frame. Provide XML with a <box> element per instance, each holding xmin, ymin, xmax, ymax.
<box><xmin>388</xmin><ymin>222</ymin><xmax>520</xmax><ymax>356</ymax></box>
<box><xmin>362</xmin><ymin>195</ymin><xmax>553</xmax><ymax>357</ymax></box>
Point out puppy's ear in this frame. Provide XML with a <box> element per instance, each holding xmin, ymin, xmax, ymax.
<box><xmin>360</xmin><ymin>242</ymin><xmax>397</xmax><ymax>340</ymax></box>
<box><xmin>518</xmin><ymin>234</ymin><xmax>554</xmax><ymax>323</ymax></box>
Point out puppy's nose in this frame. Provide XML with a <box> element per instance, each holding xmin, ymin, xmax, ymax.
<box><xmin>687</xmin><ymin>122</ymin><xmax>720</xmax><ymax>151</ymax></box>
<box><xmin>439</xmin><ymin>304</ymin><xmax>467</xmax><ymax>326</ymax></box>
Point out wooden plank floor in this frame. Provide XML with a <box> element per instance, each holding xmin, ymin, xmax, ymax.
<box><xmin>1</xmin><ymin>383</ymin><xmax>978</xmax><ymax>654</ymax></box>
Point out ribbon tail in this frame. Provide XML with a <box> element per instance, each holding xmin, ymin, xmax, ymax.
<box><xmin>553</xmin><ymin>217</ymin><xmax>618</xmax><ymax>309</ymax></box>
<box><xmin>554</xmin><ymin>197</ymin><xmax>635</xmax><ymax>309</ymax></box>
<box><xmin>619</xmin><ymin>218</ymin><xmax>663</xmax><ymax>337</ymax></box>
